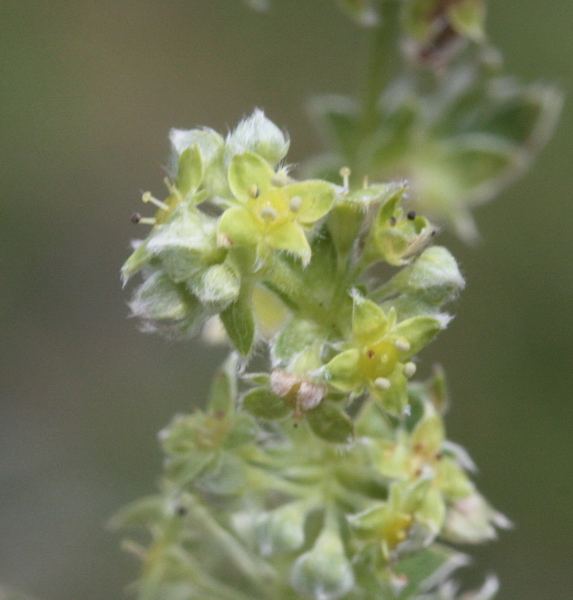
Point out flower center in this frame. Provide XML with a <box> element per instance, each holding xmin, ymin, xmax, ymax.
<box><xmin>362</xmin><ymin>339</ymin><xmax>399</xmax><ymax>379</ymax></box>
<box><xmin>251</xmin><ymin>189</ymin><xmax>292</xmax><ymax>229</ymax></box>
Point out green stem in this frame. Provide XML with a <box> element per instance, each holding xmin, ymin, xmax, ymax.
<box><xmin>360</xmin><ymin>1</ymin><xmax>400</xmax><ymax>138</ymax></box>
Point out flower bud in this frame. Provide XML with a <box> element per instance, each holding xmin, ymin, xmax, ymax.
<box><xmin>255</xmin><ymin>502</ymin><xmax>307</xmax><ymax>556</ymax></box>
<box><xmin>376</xmin><ymin>246</ymin><xmax>465</xmax><ymax>308</ymax></box>
<box><xmin>291</xmin><ymin>524</ymin><xmax>354</xmax><ymax>600</ymax></box>
<box><xmin>226</xmin><ymin>109</ymin><xmax>290</xmax><ymax>167</ymax></box>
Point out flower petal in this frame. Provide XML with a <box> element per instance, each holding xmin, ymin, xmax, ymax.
<box><xmin>267</xmin><ymin>221</ymin><xmax>311</xmax><ymax>264</ymax></box>
<box><xmin>352</xmin><ymin>296</ymin><xmax>389</xmax><ymax>346</ymax></box>
<box><xmin>284</xmin><ymin>180</ymin><xmax>336</xmax><ymax>224</ymax></box>
<box><xmin>218</xmin><ymin>206</ymin><xmax>260</xmax><ymax>247</ymax></box>
<box><xmin>228</xmin><ymin>152</ymin><xmax>275</xmax><ymax>203</ymax></box>
<box><xmin>325</xmin><ymin>348</ymin><xmax>363</xmax><ymax>392</ymax></box>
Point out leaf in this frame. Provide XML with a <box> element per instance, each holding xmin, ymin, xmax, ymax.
<box><xmin>242</xmin><ymin>387</ymin><xmax>290</xmax><ymax>420</ymax></box>
<box><xmin>207</xmin><ymin>353</ymin><xmax>239</xmax><ymax>415</ymax></box>
<box><xmin>306</xmin><ymin>401</ymin><xmax>354</xmax><ymax>444</ymax></box>
<box><xmin>220</xmin><ymin>285</ymin><xmax>255</xmax><ymax>355</ymax></box>
<box><xmin>177</xmin><ymin>145</ymin><xmax>204</xmax><ymax>199</ymax></box>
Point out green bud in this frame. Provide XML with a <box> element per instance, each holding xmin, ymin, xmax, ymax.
<box><xmin>374</xmin><ymin>246</ymin><xmax>465</xmax><ymax>308</ymax></box>
<box><xmin>190</xmin><ymin>263</ymin><xmax>240</xmax><ymax>309</ymax></box>
<box><xmin>442</xmin><ymin>492</ymin><xmax>512</xmax><ymax>544</ymax></box>
<box><xmin>128</xmin><ymin>271</ymin><xmax>207</xmax><ymax>339</ymax></box>
<box><xmin>226</xmin><ymin>109</ymin><xmax>290</xmax><ymax>167</ymax></box>
<box><xmin>255</xmin><ymin>502</ymin><xmax>308</xmax><ymax>555</ymax></box>
<box><xmin>291</xmin><ymin>523</ymin><xmax>354</xmax><ymax>600</ymax></box>
<box><xmin>169</xmin><ymin>126</ymin><xmax>227</xmax><ymax>196</ymax></box>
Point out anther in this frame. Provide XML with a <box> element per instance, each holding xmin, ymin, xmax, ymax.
<box><xmin>131</xmin><ymin>212</ymin><xmax>156</xmax><ymax>225</ymax></box>
<box><xmin>407</xmin><ymin>210</ymin><xmax>416</xmax><ymax>220</ymax></box>
<box><xmin>403</xmin><ymin>362</ymin><xmax>417</xmax><ymax>378</ymax></box>
<box><xmin>289</xmin><ymin>195</ymin><xmax>303</xmax><ymax>212</ymax></box>
<box><xmin>142</xmin><ymin>191</ymin><xmax>170</xmax><ymax>211</ymax></box>
<box><xmin>339</xmin><ymin>166</ymin><xmax>351</xmax><ymax>190</ymax></box>
<box><xmin>395</xmin><ymin>338</ymin><xmax>411</xmax><ymax>353</ymax></box>
<box><xmin>248</xmin><ymin>184</ymin><xmax>260</xmax><ymax>198</ymax></box>
<box><xmin>260</xmin><ymin>206</ymin><xmax>278</xmax><ymax>221</ymax></box>
<box><xmin>374</xmin><ymin>377</ymin><xmax>391</xmax><ymax>391</ymax></box>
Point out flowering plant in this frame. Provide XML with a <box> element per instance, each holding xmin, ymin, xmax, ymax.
<box><xmin>118</xmin><ymin>2</ymin><xmax>559</xmax><ymax>599</ymax></box>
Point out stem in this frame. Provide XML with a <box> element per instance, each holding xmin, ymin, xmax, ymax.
<box><xmin>361</xmin><ymin>1</ymin><xmax>400</xmax><ymax>137</ymax></box>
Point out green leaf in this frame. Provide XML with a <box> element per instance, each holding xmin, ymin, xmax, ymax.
<box><xmin>109</xmin><ymin>495</ymin><xmax>164</xmax><ymax>529</ymax></box>
<box><xmin>220</xmin><ymin>285</ymin><xmax>255</xmax><ymax>355</ymax></box>
<box><xmin>447</xmin><ymin>0</ymin><xmax>486</xmax><ymax>42</ymax></box>
<box><xmin>242</xmin><ymin>387</ymin><xmax>290</xmax><ymax>420</ymax></box>
<box><xmin>306</xmin><ymin>401</ymin><xmax>354</xmax><ymax>443</ymax></box>
<box><xmin>176</xmin><ymin>145</ymin><xmax>204</xmax><ymax>199</ymax></box>
<box><xmin>392</xmin><ymin>544</ymin><xmax>469</xmax><ymax>598</ymax></box>
<box><xmin>207</xmin><ymin>353</ymin><xmax>239</xmax><ymax>415</ymax></box>
<box><xmin>352</xmin><ymin>297</ymin><xmax>390</xmax><ymax>346</ymax></box>
<box><xmin>225</xmin><ymin>414</ymin><xmax>259</xmax><ymax>448</ymax></box>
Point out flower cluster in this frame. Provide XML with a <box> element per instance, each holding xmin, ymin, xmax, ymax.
<box><xmin>120</xmin><ymin>113</ymin><xmax>509</xmax><ymax>600</ymax></box>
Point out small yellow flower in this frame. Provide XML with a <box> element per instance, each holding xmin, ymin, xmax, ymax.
<box><xmin>217</xmin><ymin>152</ymin><xmax>335</xmax><ymax>265</ymax></box>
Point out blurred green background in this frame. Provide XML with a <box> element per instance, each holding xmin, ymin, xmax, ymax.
<box><xmin>1</xmin><ymin>1</ymin><xmax>571</xmax><ymax>599</ymax></box>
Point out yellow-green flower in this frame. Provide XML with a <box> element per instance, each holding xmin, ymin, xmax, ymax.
<box><xmin>217</xmin><ymin>152</ymin><xmax>335</xmax><ymax>265</ymax></box>
<box><xmin>325</xmin><ymin>293</ymin><xmax>443</xmax><ymax>414</ymax></box>
<box><xmin>377</xmin><ymin>415</ymin><xmax>474</xmax><ymax>502</ymax></box>
<box><xmin>350</xmin><ymin>478</ymin><xmax>445</xmax><ymax>561</ymax></box>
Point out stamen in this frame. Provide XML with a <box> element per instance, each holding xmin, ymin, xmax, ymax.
<box><xmin>339</xmin><ymin>166</ymin><xmax>351</xmax><ymax>191</ymax></box>
<box><xmin>374</xmin><ymin>377</ymin><xmax>391</xmax><ymax>390</ymax></box>
<box><xmin>395</xmin><ymin>338</ymin><xmax>411</xmax><ymax>353</ymax></box>
<box><xmin>131</xmin><ymin>212</ymin><xmax>156</xmax><ymax>225</ymax></box>
<box><xmin>248</xmin><ymin>184</ymin><xmax>260</xmax><ymax>198</ymax></box>
<box><xmin>403</xmin><ymin>362</ymin><xmax>417</xmax><ymax>378</ymax></box>
<box><xmin>163</xmin><ymin>177</ymin><xmax>183</xmax><ymax>202</ymax></box>
<box><xmin>407</xmin><ymin>210</ymin><xmax>416</xmax><ymax>220</ymax></box>
<box><xmin>142</xmin><ymin>191</ymin><xmax>169</xmax><ymax>211</ymax></box>
<box><xmin>289</xmin><ymin>195</ymin><xmax>303</xmax><ymax>212</ymax></box>
<box><xmin>260</xmin><ymin>206</ymin><xmax>277</xmax><ymax>221</ymax></box>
